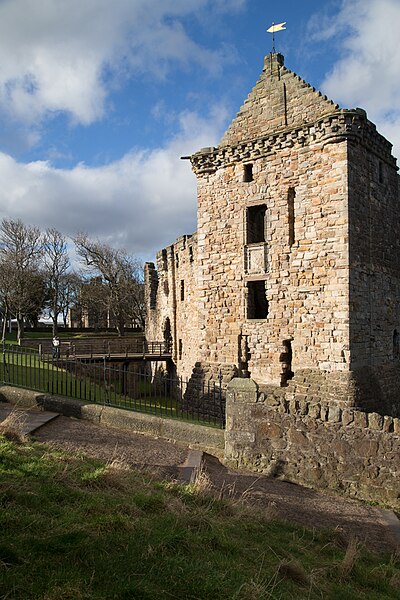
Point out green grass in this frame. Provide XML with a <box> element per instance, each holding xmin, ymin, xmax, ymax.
<box><xmin>0</xmin><ymin>349</ymin><xmax>222</xmax><ymax>427</ymax></box>
<box><xmin>3</xmin><ymin>331</ymin><xmax>143</xmax><ymax>345</ymax></box>
<box><xmin>0</xmin><ymin>436</ymin><xmax>398</xmax><ymax>600</ymax></box>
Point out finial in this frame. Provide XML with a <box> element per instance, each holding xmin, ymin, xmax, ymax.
<box><xmin>267</xmin><ymin>21</ymin><xmax>286</xmax><ymax>54</ymax></box>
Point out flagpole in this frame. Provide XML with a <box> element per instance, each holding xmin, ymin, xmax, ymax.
<box><xmin>272</xmin><ymin>23</ymin><xmax>275</xmax><ymax>53</ymax></box>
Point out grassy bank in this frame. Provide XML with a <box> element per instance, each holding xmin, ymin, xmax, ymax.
<box><xmin>0</xmin><ymin>435</ymin><xmax>398</xmax><ymax>599</ymax></box>
<box><xmin>0</xmin><ymin>348</ymin><xmax>222</xmax><ymax>427</ymax></box>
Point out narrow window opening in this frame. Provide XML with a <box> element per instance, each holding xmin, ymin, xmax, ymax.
<box><xmin>163</xmin><ymin>280</ymin><xmax>169</xmax><ymax>296</ymax></box>
<box><xmin>189</xmin><ymin>245</ymin><xmax>193</xmax><ymax>262</ymax></box>
<box><xmin>393</xmin><ymin>329</ymin><xmax>400</xmax><ymax>360</ymax></box>
<box><xmin>247</xmin><ymin>281</ymin><xmax>269</xmax><ymax>319</ymax></box>
<box><xmin>163</xmin><ymin>318</ymin><xmax>172</xmax><ymax>353</ymax></box>
<box><xmin>175</xmin><ymin>252</ymin><xmax>179</xmax><ymax>268</ymax></box>
<box><xmin>180</xmin><ymin>280</ymin><xmax>185</xmax><ymax>301</ymax></box>
<box><xmin>280</xmin><ymin>339</ymin><xmax>294</xmax><ymax>386</ymax></box>
<box><xmin>162</xmin><ymin>249</ymin><xmax>168</xmax><ymax>271</ymax></box>
<box><xmin>243</xmin><ymin>163</ymin><xmax>253</xmax><ymax>183</ymax></box>
<box><xmin>379</xmin><ymin>161</ymin><xmax>384</xmax><ymax>184</ymax></box>
<box><xmin>288</xmin><ymin>187</ymin><xmax>295</xmax><ymax>247</ymax></box>
<box><xmin>247</xmin><ymin>205</ymin><xmax>267</xmax><ymax>244</ymax></box>
<box><xmin>178</xmin><ymin>339</ymin><xmax>183</xmax><ymax>360</ymax></box>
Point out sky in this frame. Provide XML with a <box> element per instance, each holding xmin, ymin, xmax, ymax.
<box><xmin>0</xmin><ymin>0</ymin><xmax>399</xmax><ymax>263</ymax></box>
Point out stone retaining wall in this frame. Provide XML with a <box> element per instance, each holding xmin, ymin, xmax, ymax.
<box><xmin>225</xmin><ymin>378</ymin><xmax>400</xmax><ymax>509</ymax></box>
<box><xmin>0</xmin><ymin>385</ymin><xmax>224</xmax><ymax>456</ymax></box>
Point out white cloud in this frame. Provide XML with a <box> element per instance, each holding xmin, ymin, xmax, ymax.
<box><xmin>0</xmin><ymin>106</ymin><xmax>229</xmax><ymax>260</ymax></box>
<box><xmin>0</xmin><ymin>0</ymin><xmax>244</xmax><ymax>127</ymax></box>
<box><xmin>315</xmin><ymin>0</ymin><xmax>400</xmax><ymax>159</ymax></box>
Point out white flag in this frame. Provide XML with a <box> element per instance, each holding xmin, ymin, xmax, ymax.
<box><xmin>267</xmin><ymin>22</ymin><xmax>286</xmax><ymax>33</ymax></box>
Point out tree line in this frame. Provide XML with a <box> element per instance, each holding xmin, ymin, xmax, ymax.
<box><xmin>0</xmin><ymin>218</ymin><xmax>145</xmax><ymax>343</ymax></box>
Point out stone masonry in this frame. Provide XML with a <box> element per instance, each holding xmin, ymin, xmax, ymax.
<box><xmin>145</xmin><ymin>52</ymin><xmax>400</xmax><ymax>417</ymax></box>
<box><xmin>224</xmin><ymin>378</ymin><xmax>399</xmax><ymax>509</ymax></box>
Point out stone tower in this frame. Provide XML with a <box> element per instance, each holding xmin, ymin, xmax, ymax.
<box><xmin>145</xmin><ymin>53</ymin><xmax>400</xmax><ymax>416</ymax></box>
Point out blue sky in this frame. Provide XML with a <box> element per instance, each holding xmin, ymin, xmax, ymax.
<box><xmin>0</xmin><ymin>0</ymin><xmax>399</xmax><ymax>261</ymax></box>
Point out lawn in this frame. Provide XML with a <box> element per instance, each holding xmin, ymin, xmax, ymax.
<box><xmin>3</xmin><ymin>331</ymin><xmax>143</xmax><ymax>345</ymax></box>
<box><xmin>0</xmin><ymin>347</ymin><xmax>222</xmax><ymax>427</ymax></box>
<box><xmin>0</xmin><ymin>435</ymin><xmax>398</xmax><ymax>599</ymax></box>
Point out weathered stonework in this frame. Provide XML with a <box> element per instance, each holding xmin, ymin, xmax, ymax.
<box><xmin>145</xmin><ymin>52</ymin><xmax>400</xmax><ymax>416</ymax></box>
<box><xmin>225</xmin><ymin>378</ymin><xmax>400</xmax><ymax>509</ymax></box>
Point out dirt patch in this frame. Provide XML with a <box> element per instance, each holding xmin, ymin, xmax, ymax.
<box><xmin>33</xmin><ymin>414</ymin><xmax>189</xmax><ymax>480</ymax></box>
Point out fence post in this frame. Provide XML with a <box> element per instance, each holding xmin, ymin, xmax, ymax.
<box><xmin>103</xmin><ymin>356</ymin><xmax>108</xmax><ymax>405</ymax></box>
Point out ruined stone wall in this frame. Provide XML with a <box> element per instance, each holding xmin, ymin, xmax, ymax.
<box><xmin>145</xmin><ymin>234</ymin><xmax>199</xmax><ymax>381</ymax></box>
<box><xmin>225</xmin><ymin>379</ymin><xmax>400</xmax><ymax>509</ymax></box>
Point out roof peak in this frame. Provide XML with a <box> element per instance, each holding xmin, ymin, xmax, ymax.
<box><xmin>264</xmin><ymin>52</ymin><xmax>285</xmax><ymax>69</ymax></box>
<box><xmin>262</xmin><ymin>52</ymin><xmax>285</xmax><ymax>79</ymax></box>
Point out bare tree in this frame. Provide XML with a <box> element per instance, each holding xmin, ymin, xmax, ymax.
<box><xmin>58</xmin><ymin>272</ymin><xmax>82</xmax><ymax>328</ymax></box>
<box><xmin>43</xmin><ymin>228</ymin><xmax>70</xmax><ymax>335</ymax></box>
<box><xmin>0</xmin><ymin>219</ymin><xmax>44</xmax><ymax>343</ymax></box>
<box><xmin>73</xmin><ymin>233</ymin><xmax>144</xmax><ymax>336</ymax></box>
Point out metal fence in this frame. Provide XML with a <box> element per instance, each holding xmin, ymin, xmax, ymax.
<box><xmin>0</xmin><ymin>344</ymin><xmax>225</xmax><ymax>428</ymax></box>
<box><xmin>36</xmin><ymin>338</ymin><xmax>172</xmax><ymax>359</ymax></box>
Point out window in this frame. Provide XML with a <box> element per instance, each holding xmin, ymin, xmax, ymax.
<box><xmin>379</xmin><ymin>161</ymin><xmax>384</xmax><ymax>184</ymax></box>
<box><xmin>247</xmin><ymin>281</ymin><xmax>269</xmax><ymax>319</ymax></box>
<box><xmin>288</xmin><ymin>187</ymin><xmax>295</xmax><ymax>247</ymax></box>
<box><xmin>180</xmin><ymin>280</ymin><xmax>185</xmax><ymax>301</ymax></box>
<box><xmin>163</xmin><ymin>318</ymin><xmax>172</xmax><ymax>352</ymax></box>
<box><xmin>175</xmin><ymin>252</ymin><xmax>179</xmax><ymax>268</ymax></box>
<box><xmin>247</xmin><ymin>205</ymin><xmax>266</xmax><ymax>244</ymax></box>
<box><xmin>162</xmin><ymin>249</ymin><xmax>168</xmax><ymax>271</ymax></box>
<box><xmin>189</xmin><ymin>245</ymin><xmax>193</xmax><ymax>262</ymax></box>
<box><xmin>280</xmin><ymin>339</ymin><xmax>294</xmax><ymax>386</ymax></box>
<box><xmin>243</xmin><ymin>163</ymin><xmax>253</xmax><ymax>182</ymax></box>
<box><xmin>178</xmin><ymin>339</ymin><xmax>183</xmax><ymax>360</ymax></box>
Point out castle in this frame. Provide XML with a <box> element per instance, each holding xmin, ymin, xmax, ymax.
<box><xmin>145</xmin><ymin>52</ymin><xmax>400</xmax><ymax>417</ymax></box>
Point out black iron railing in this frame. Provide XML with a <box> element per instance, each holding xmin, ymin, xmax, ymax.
<box><xmin>0</xmin><ymin>344</ymin><xmax>225</xmax><ymax>428</ymax></box>
<box><xmin>35</xmin><ymin>339</ymin><xmax>171</xmax><ymax>359</ymax></box>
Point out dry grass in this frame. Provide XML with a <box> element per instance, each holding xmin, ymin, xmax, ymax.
<box><xmin>339</xmin><ymin>536</ymin><xmax>360</xmax><ymax>578</ymax></box>
<box><xmin>190</xmin><ymin>465</ymin><xmax>213</xmax><ymax>494</ymax></box>
<box><xmin>277</xmin><ymin>557</ymin><xmax>311</xmax><ymax>587</ymax></box>
<box><xmin>0</xmin><ymin>408</ymin><xmax>28</xmax><ymax>443</ymax></box>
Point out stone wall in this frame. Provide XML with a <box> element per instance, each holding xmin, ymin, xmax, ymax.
<box><xmin>225</xmin><ymin>378</ymin><xmax>400</xmax><ymax>509</ymax></box>
<box><xmin>347</xmin><ymin>134</ymin><xmax>400</xmax><ymax>411</ymax></box>
<box><xmin>145</xmin><ymin>51</ymin><xmax>400</xmax><ymax>414</ymax></box>
<box><xmin>194</xmin><ymin>126</ymin><xmax>351</xmax><ymax>387</ymax></box>
<box><xmin>145</xmin><ymin>233</ymin><xmax>200</xmax><ymax>381</ymax></box>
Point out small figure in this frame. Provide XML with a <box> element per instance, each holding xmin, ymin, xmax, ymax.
<box><xmin>52</xmin><ymin>335</ymin><xmax>60</xmax><ymax>359</ymax></box>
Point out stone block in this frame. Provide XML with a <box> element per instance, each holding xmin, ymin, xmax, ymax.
<box><xmin>353</xmin><ymin>411</ymin><xmax>368</xmax><ymax>429</ymax></box>
<box><xmin>368</xmin><ymin>413</ymin><xmax>384</xmax><ymax>430</ymax></box>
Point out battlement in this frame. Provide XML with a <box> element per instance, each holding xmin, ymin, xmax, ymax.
<box><xmin>191</xmin><ymin>109</ymin><xmax>396</xmax><ymax>175</ymax></box>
